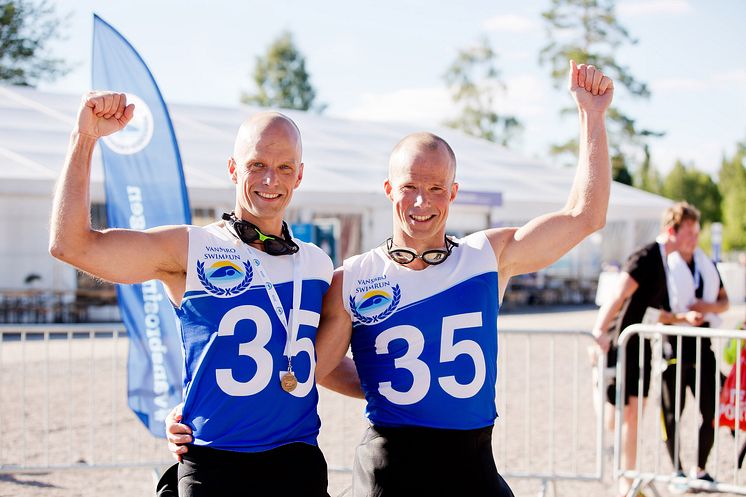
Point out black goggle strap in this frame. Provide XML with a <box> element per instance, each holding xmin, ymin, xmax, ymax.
<box><xmin>385</xmin><ymin>236</ymin><xmax>459</xmax><ymax>265</ymax></box>
<box><xmin>222</xmin><ymin>212</ymin><xmax>299</xmax><ymax>255</ymax></box>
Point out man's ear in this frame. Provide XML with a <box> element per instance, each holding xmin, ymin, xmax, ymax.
<box><xmin>384</xmin><ymin>178</ymin><xmax>393</xmax><ymax>200</ymax></box>
<box><xmin>294</xmin><ymin>163</ymin><xmax>304</xmax><ymax>189</ymax></box>
<box><xmin>450</xmin><ymin>182</ymin><xmax>459</xmax><ymax>203</ymax></box>
<box><xmin>228</xmin><ymin>157</ymin><xmax>238</xmax><ymax>184</ymax></box>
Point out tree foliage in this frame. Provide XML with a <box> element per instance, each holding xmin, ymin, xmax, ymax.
<box><xmin>0</xmin><ymin>0</ymin><xmax>68</xmax><ymax>86</ymax></box>
<box><xmin>443</xmin><ymin>37</ymin><xmax>522</xmax><ymax>147</ymax></box>
<box><xmin>539</xmin><ymin>0</ymin><xmax>662</xmax><ymax>165</ymax></box>
<box><xmin>611</xmin><ymin>153</ymin><xmax>632</xmax><ymax>185</ymax></box>
<box><xmin>634</xmin><ymin>144</ymin><xmax>662</xmax><ymax>194</ymax></box>
<box><xmin>241</xmin><ymin>31</ymin><xmax>325</xmax><ymax>113</ymax></box>
<box><xmin>718</xmin><ymin>142</ymin><xmax>746</xmax><ymax>250</ymax></box>
<box><xmin>661</xmin><ymin>160</ymin><xmax>721</xmax><ymax>225</ymax></box>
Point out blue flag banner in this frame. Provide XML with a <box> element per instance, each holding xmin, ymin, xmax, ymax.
<box><xmin>92</xmin><ymin>14</ymin><xmax>190</xmax><ymax>437</ymax></box>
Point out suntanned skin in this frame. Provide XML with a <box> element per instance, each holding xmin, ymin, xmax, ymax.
<box><xmin>50</xmin><ymin>92</ymin><xmax>304</xmax><ymax>308</ymax></box>
<box><xmin>316</xmin><ymin>60</ymin><xmax>613</xmax><ymax>384</ymax></box>
<box><xmin>49</xmin><ymin>92</ymin><xmax>308</xmax><ymax>462</ymax></box>
<box><xmin>167</xmin><ymin>61</ymin><xmax>615</xmax><ymax>463</ymax></box>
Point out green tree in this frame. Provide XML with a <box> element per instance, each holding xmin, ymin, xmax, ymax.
<box><xmin>0</xmin><ymin>0</ymin><xmax>69</xmax><ymax>86</ymax></box>
<box><xmin>661</xmin><ymin>160</ymin><xmax>721</xmax><ymax>224</ymax></box>
<box><xmin>718</xmin><ymin>143</ymin><xmax>746</xmax><ymax>250</ymax></box>
<box><xmin>635</xmin><ymin>144</ymin><xmax>662</xmax><ymax>194</ymax></box>
<box><xmin>539</xmin><ymin>0</ymin><xmax>662</xmax><ymax>166</ymax></box>
<box><xmin>611</xmin><ymin>152</ymin><xmax>632</xmax><ymax>185</ymax></box>
<box><xmin>241</xmin><ymin>31</ymin><xmax>325</xmax><ymax>112</ymax></box>
<box><xmin>443</xmin><ymin>37</ymin><xmax>522</xmax><ymax>146</ymax></box>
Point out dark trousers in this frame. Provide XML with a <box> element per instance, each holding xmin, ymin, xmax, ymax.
<box><xmin>353</xmin><ymin>424</ymin><xmax>514</xmax><ymax>497</ymax></box>
<box><xmin>157</xmin><ymin>443</ymin><xmax>330</xmax><ymax>497</ymax></box>
<box><xmin>661</xmin><ymin>342</ymin><xmax>718</xmax><ymax>470</ymax></box>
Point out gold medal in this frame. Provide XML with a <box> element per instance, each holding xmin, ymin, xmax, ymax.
<box><xmin>281</xmin><ymin>372</ymin><xmax>298</xmax><ymax>393</ymax></box>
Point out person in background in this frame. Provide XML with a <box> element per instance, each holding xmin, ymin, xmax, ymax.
<box><xmin>592</xmin><ymin>201</ymin><xmax>704</xmax><ymax>497</ymax></box>
<box><xmin>663</xmin><ymin>202</ymin><xmax>729</xmax><ymax>488</ymax></box>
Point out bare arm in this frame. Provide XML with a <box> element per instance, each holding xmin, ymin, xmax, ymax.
<box><xmin>49</xmin><ymin>92</ymin><xmax>187</xmax><ymax>298</ymax></box>
<box><xmin>591</xmin><ymin>272</ymin><xmax>638</xmax><ymax>352</ymax></box>
<box><xmin>314</xmin><ymin>269</ymin><xmax>365</xmax><ymax>398</ymax></box>
<box><xmin>315</xmin><ymin>269</ymin><xmax>354</xmax><ymax>381</ymax></box>
<box><xmin>689</xmin><ymin>286</ymin><xmax>729</xmax><ymax>315</ymax></box>
<box><xmin>318</xmin><ymin>356</ymin><xmax>365</xmax><ymax>399</ymax></box>
<box><xmin>489</xmin><ymin>61</ymin><xmax>613</xmax><ymax>295</ymax></box>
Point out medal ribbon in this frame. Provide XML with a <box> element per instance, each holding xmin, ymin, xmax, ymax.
<box><xmin>247</xmin><ymin>248</ymin><xmax>302</xmax><ymax>377</ymax></box>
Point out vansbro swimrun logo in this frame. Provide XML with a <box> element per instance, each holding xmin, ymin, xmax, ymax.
<box><xmin>197</xmin><ymin>258</ymin><xmax>253</xmax><ymax>298</ymax></box>
<box><xmin>350</xmin><ymin>276</ymin><xmax>401</xmax><ymax>324</ymax></box>
<box><xmin>102</xmin><ymin>93</ymin><xmax>154</xmax><ymax>155</ymax></box>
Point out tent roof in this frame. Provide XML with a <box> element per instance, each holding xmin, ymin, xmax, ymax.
<box><xmin>0</xmin><ymin>85</ymin><xmax>670</xmax><ymax>219</ymax></box>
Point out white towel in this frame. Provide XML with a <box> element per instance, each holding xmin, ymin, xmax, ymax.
<box><xmin>668</xmin><ymin>248</ymin><xmax>722</xmax><ymax>327</ymax></box>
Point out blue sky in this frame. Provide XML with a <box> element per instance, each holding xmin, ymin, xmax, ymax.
<box><xmin>43</xmin><ymin>0</ymin><xmax>746</xmax><ymax>175</ymax></box>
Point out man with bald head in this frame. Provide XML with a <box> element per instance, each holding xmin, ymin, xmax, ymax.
<box><xmin>310</xmin><ymin>60</ymin><xmax>614</xmax><ymax>496</ymax></box>
<box><xmin>50</xmin><ymin>92</ymin><xmax>333</xmax><ymax>497</ymax></box>
<box><xmin>167</xmin><ymin>61</ymin><xmax>614</xmax><ymax>496</ymax></box>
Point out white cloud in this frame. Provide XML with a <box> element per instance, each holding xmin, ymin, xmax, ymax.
<box><xmin>653</xmin><ymin>140</ymin><xmax>724</xmax><ymax>175</ymax></box>
<box><xmin>652</xmin><ymin>69</ymin><xmax>746</xmax><ymax>92</ymax></box>
<box><xmin>482</xmin><ymin>14</ymin><xmax>539</xmax><ymax>33</ymax></box>
<box><xmin>617</xmin><ymin>0</ymin><xmax>693</xmax><ymax>17</ymax></box>
<box><xmin>712</xmin><ymin>69</ymin><xmax>746</xmax><ymax>85</ymax></box>
<box><xmin>335</xmin><ymin>75</ymin><xmax>550</xmax><ymax>127</ymax></box>
<box><xmin>652</xmin><ymin>78</ymin><xmax>706</xmax><ymax>92</ymax></box>
<box><xmin>493</xmin><ymin>75</ymin><xmax>549</xmax><ymax>118</ymax></box>
<box><xmin>336</xmin><ymin>87</ymin><xmax>452</xmax><ymax>125</ymax></box>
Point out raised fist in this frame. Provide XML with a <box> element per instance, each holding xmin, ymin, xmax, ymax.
<box><xmin>75</xmin><ymin>91</ymin><xmax>135</xmax><ymax>139</ymax></box>
<box><xmin>568</xmin><ymin>60</ymin><xmax>614</xmax><ymax>113</ymax></box>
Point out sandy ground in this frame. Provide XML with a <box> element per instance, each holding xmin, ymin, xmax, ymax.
<box><xmin>0</xmin><ymin>303</ymin><xmax>744</xmax><ymax>497</ymax></box>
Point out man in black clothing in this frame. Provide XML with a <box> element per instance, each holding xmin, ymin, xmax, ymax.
<box><xmin>662</xmin><ymin>202</ymin><xmax>729</xmax><ymax>485</ymax></box>
<box><xmin>592</xmin><ymin>201</ymin><xmax>703</xmax><ymax>497</ymax></box>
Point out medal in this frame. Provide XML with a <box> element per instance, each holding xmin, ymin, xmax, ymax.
<box><xmin>244</xmin><ymin>245</ymin><xmax>304</xmax><ymax>396</ymax></box>
<box><xmin>281</xmin><ymin>371</ymin><xmax>298</xmax><ymax>393</ymax></box>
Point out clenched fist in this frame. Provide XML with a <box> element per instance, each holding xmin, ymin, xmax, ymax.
<box><xmin>568</xmin><ymin>60</ymin><xmax>614</xmax><ymax>114</ymax></box>
<box><xmin>75</xmin><ymin>91</ymin><xmax>135</xmax><ymax>139</ymax></box>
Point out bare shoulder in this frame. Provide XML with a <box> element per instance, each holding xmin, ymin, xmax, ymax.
<box><xmin>483</xmin><ymin>227</ymin><xmax>519</xmax><ymax>263</ymax></box>
<box><xmin>140</xmin><ymin>224</ymin><xmax>190</xmax><ymax>275</ymax></box>
<box><xmin>325</xmin><ymin>268</ymin><xmax>345</xmax><ymax>308</ymax></box>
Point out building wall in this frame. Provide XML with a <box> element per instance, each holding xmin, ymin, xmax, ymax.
<box><xmin>0</xmin><ymin>190</ymin><xmax>76</xmax><ymax>292</ymax></box>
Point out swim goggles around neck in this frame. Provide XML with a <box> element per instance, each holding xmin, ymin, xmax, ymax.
<box><xmin>222</xmin><ymin>212</ymin><xmax>299</xmax><ymax>256</ymax></box>
<box><xmin>385</xmin><ymin>236</ymin><xmax>458</xmax><ymax>266</ymax></box>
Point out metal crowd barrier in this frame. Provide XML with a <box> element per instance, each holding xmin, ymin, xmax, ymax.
<box><xmin>0</xmin><ymin>325</ymin><xmax>606</xmax><ymax>497</ymax></box>
<box><xmin>321</xmin><ymin>328</ymin><xmax>607</xmax><ymax>497</ymax></box>
<box><xmin>616</xmin><ymin>324</ymin><xmax>746</xmax><ymax>496</ymax></box>
<box><xmin>0</xmin><ymin>324</ymin><xmax>171</xmax><ymax>474</ymax></box>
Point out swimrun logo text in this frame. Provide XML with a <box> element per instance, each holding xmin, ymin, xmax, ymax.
<box><xmin>204</xmin><ymin>246</ymin><xmax>241</xmax><ymax>260</ymax></box>
<box><xmin>141</xmin><ymin>280</ymin><xmax>171</xmax><ymax>422</ymax></box>
<box><xmin>355</xmin><ymin>275</ymin><xmax>390</xmax><ymax>294</ymax></box>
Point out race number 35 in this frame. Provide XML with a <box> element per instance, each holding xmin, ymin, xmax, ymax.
<box><xmin>375</xmin><ymin>312</ymin><xmax>486</xmax><ymax>405</ymax></box>
<box><xmin>215</xmin><ymin>305</ymin><xmax>318</xmax><ymax>398</ymax></box>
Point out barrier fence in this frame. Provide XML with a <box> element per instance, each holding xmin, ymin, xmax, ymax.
<box><xmin>616</xmin><ymin>324</ymin><xmax>746</xmax><ymax>496</ymax></box>
<box><xmin>0</xmin><ymin>324</ymin><xmax>606</xmax><ymax>496</ymax></box>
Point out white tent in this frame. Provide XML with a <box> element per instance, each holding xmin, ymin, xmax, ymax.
<box><xmin>0</xmin><ymin>84</ymin><xmax>670</xmax><ymax>294</ymax></box>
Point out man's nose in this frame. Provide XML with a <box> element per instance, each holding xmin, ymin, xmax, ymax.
<box><xmin>414</xmin><ymin>193</ymin><xmax>426</xmax><ymax>207</ymax></box>
<box><xmin>261</xmin><ymin>168</ymin><xmax>277</xmax><ymax>186</ymax></box>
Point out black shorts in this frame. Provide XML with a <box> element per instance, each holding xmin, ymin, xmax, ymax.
<box><xmin>606</xmin><ymin>334</ymin><xmax>651</xmax><ymax>405</ymax></box>
<box><xmin>353</xmin><ymin>424</ymin><xmax>514</xmax><ymax>497</ymax></box>
<box><xmin>170</xmin><ymin>443</ymin><xmax>329</xmax><ymax>497</ymax></box>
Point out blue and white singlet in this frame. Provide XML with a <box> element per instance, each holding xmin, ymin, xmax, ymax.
<box><xmin>343</xmin><ymin>232</ymin><xmax>499</xmax><ymax>430</ymax></box>
<box><xmin>175</xmin><ymin>223</ymin><xmax>333</xmax><ymax>452</ymax></box>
